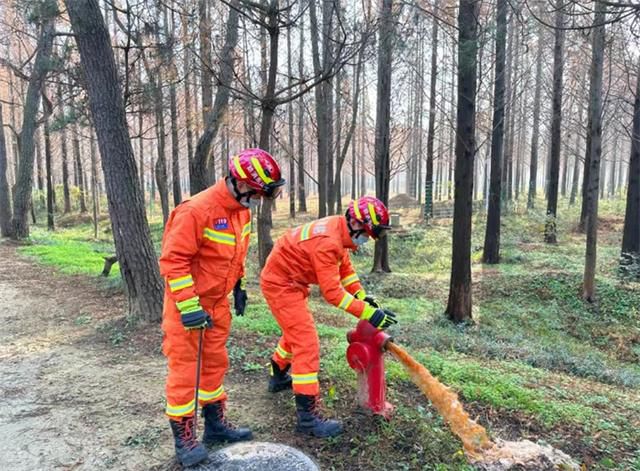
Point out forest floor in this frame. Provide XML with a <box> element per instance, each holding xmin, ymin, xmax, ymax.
<box><xmin>1</xmin><ymin>197</ymin><xmax>639</xmax><ymax>471</ymax></box>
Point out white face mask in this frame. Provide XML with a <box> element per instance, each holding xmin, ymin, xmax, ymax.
<box><xmin>352</xmin><ymin>234</ymin><xmax>369</xmax><ymax>246</ymax></box>
<box><xmin>241</xmin><ymin>198</ymin><xmax>260</xmax><ymax>210</ymax></box>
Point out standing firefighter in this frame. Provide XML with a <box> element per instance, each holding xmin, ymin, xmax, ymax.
<box><xmin>261</xmin><ymin>196</ymin><xmax>398</xmax><ymax>438</ymax></box>
<box><xmin>159</xmin><ymin>148</ymin><xmax>284</xmax><ymax>466</ymax></box>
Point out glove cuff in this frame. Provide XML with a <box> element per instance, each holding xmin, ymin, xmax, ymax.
<box><xmin>354</xmin><ymin>289</ymin><xmax>366</xmax><ymax>301</ymax></box>
<box><xmin>176</xmin><ymin>296</ymin><xmax>202</xmax><ymax>315</ymax></box>
<box><xmin>360</xmin><ymin>304</ymin><xmax>377</xmax><ymax>320</ymax></box>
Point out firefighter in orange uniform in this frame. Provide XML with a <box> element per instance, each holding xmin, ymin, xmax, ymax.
<box><xmin>159</xmin><ymin>148</ymin><xmax>284</xmax><ymax>466</ymax></box>
<box><xmin>261</xmin><ymin>196</ymin><xmax>397</xmax><ymax>438</ymax></box>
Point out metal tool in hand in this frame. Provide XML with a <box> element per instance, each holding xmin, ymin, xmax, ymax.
<box><xmin>193</xmin><ymin>329</ymin><xmax>204</xmax><ymax>435</ymax></box>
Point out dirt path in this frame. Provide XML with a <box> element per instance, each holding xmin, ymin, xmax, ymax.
<box><xmin>0</xmin><ymin>242</ymin><xmax>177</xmax><ymax>470</ymax></box>
<box><xmin>0</xmin><ymin>242</ymin><xmax>319</xmax><ymax>471</ymax></box>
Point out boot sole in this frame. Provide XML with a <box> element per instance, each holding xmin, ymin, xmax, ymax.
<box><xmin>295</xmin><ymin>425</ymin><xmax>343</xmax><ymax>438</ymax></box>
<box><xmin>268</xmin><ymin>382</ymin><xmax>292</xmax><ymax>393</ymax></box>
<box><xmin>203</xmin><ymin>432</ymin><xmax>254</xmax><ymax>445</ymax></box>
<box><xmin>177</xmin><ymin>447</ymin><xmax>208</xmax><ymax>467</ymax></box>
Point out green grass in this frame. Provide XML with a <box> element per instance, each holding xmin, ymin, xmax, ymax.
<box><xmin>18</xmin><ymin>226</ymin><xmax>118</xmax><ymax>276</ymax></box>
<box><xmin>18</xmin><ymin>197</ymin><xmax>640</xmax><ymax>470</ymax></box>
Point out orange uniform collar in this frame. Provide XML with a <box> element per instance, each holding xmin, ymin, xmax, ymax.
<box><xmin>213</xmin><ymin>178</ymin><xmax>249</xmax><ymax>212</ymax></box>
<box><xmin>339</xmin><ymin>216</ymin><xmax>358</xmax><ymax>250</ymax></box>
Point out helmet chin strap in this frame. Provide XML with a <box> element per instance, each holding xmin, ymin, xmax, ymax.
<box><xmin>230</xmin><ymin>177</ymin><xmax>257</xmax><ymax>205</ymax></box>
<box><xmin>345</xmin><ymin>212</ymin><xmax>366</xmax><ymax>239</ymax></box>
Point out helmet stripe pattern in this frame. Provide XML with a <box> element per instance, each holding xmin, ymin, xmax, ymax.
<box><xmin>251</xmin><ymin>157</ymin><xmax>274</xmax><ymax>184</ymax></box>
<box><xmin>352</xmin><ymin>199</ymin><xmax>363</xmax><ymax>220</ymax></box>
<box><xmin>233</xmin><ymin>156</ymin><xmax>247</xmax><ymax>178</ymax></box>
<box><xmin>368</xmin><ymin>203</ymin><xmax>379</xmax><ymax>225</ymax></box>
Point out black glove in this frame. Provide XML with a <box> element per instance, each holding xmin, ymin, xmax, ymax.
<box><xmin>233</xmin><ymin>278</ymin><xmax>248</xmax><ymax>316</ymax></box>
<box><xmin>363</xmin><ymin>295</ymin><xmax>380</xmax><ymax>308</ymax></box>
<box><xmin>366</xmin><ymin>308</ymin><xmax>397</xmax><ymax>330</ymax></box>
<box><xmin>181</xmin><ymin>309</ymin><xmax>213</xmax><ymax>330</ymax></box>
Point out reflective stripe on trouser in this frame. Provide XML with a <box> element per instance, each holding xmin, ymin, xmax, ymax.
<box><xmin>262</xmin><ymin>279</ymin><xmax>320</xmax><ymax>395</ymax></box>
<box><xmin>162</xmin><ymin>295</ymin><xmax>232</xmax><ymax>419</ymax></box>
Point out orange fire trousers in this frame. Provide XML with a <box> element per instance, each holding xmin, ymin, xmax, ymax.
<box><xmin>262</xmin><ymin>281</ymin><xmax>321</xmax><ymax>396</ymax></box>
<box><xmin>162</xmin><ymin>296</ymin><xmax>231</xmax><ymax>420</ymax></box>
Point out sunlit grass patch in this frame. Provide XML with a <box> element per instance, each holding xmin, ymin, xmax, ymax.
<box><xmin>18</xmin><ymin>227</ymin><xmax>117</xmax><ymax>276</ymax></box>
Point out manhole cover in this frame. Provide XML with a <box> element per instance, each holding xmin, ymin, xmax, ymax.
<box><xmin>193</xmin><ymin>441</ymin><xmax>319</xmax><ymax>471</ymax></box>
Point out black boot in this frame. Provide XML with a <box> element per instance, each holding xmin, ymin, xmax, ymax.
<box><xmin>295</xmin><ymin>394</ymin><xmax>343</xmax><ymax>438</ymax></box>
<box><xmin>268</xmin><ymin>360</ymin><xmax>292</xmax><ymax>393</ymax></box>
<box><xmin>202</xmin><ymin>401</ymin><xmax>253</xmax><ymax>444</ymax></box>
<box><xmin>169</xmin><ymin>417</ymin><xmax>208</xmax><ymax>467</ymax></box>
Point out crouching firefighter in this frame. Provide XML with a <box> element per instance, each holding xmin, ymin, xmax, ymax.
<box><xmin>159</xmin><ymin>148</ymin><xmax>284</xmax><ymax>466</ymax></box>
<box><xmin>260</xmin><ymin>196</ymin><xmax>398</xmax><ymax>438</ymax></box>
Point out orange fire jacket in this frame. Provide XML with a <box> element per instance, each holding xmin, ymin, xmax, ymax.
<box><xmin>159</xmin><ymin>179</ymin><xmax>251</xmax><ymax>319</ymax></box>
<box><xmin>262</xmin><ymin>215</ymin><xmax>369</xmax><ymax>318</ymax></box>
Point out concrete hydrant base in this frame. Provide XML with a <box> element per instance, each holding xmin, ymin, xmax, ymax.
<box><xmin>190</xmin><ymin>442</ymin><xmax>320</xmax><ymax>471</ymax></box>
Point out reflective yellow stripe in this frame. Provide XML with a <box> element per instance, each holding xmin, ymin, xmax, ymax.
<box><xmin>233</xmin><ymin>156</ymin><xmax>247</xmax><ymax>178</ymax></box>
<box><xmin>176</xmin><ymin>296</ymin><xmax>201</xmax><ymax>314</ymax></box>
<box><xmin>168</xmin><ymin>274</ymin><xmax>194</xmax><ymax>292</ymax></box>
<box><xmin>291</xmin><ymin>372</ymin><xmax>318</xmax><ymax>385</ymax></box>
<box><xmin>198</xmin><ymin>385</ymin><xmax>224</xmax><ymax>401</ymax></box>
<box><xmin>353</xmin><ymin>199</ymin><xmax>363</xmax><ymax>220</ymax></box>
<box><xmin>341</xmin><ymin>273</ymin><xmax>359</xmax><ymax>287</ymax></box>
<box><xmin>242</xmin><ymin>222</ymin><xmax>251</xmax><ymax>239</ymax></box>
<box><xmin>275</xmin><ymin>343</ymin><xmax>293</xmax><ymax>360</ymax></box>
<box><xmin>251</xmin><ymin>157</ymin><xmax>274</xmax><ymax>184</ymax></box>
<box><xmin>204</xmin><ymin>228</ymin><xmax>236</xmax><ymax>246</ymax></box>
<box><xmin>300</xmin><ymin>223</ymin><xmax>313</xmax><ymax>241</ymax></box>
<box><xmin>166</xmin><ymin>399</ymin><xmax>195</xmax><ymax>417</ymax></box>
<box><xmin>368</xmin><ymin>203</ymin><xmax>379</xmax><ymax>225</ymax></box>
<box><xmin>338</xmin><ymin>292</ymin><xmax>355</xmax><ymax>310</ymax></box>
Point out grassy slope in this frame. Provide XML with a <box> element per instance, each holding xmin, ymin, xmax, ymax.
<box><xmin>17</xmin><ymin>199</ymin><xmax>640</xmax><ymax>470</ymax></box>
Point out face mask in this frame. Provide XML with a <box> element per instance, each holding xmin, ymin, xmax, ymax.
<box><xmin>352</xmin><ymin>234</ymin><xmax>369</xmax><ymax>246</ymax></box>
<box><xmin>241</xmin><ymin>198</ymin><xmax>261</xmax><ymax>210</ymax></box>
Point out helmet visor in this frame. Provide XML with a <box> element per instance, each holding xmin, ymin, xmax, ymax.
<box><xmin>262</xmin><ymin>179</ymin><xmax>286</xmax><ymax>199</ymax></box>
<box><xmin>372</xmin><ymin>224</ymin><xmax>392</xmax><ymax>239</ymax></box>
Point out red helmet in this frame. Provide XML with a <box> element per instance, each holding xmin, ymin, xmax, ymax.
<box><xmin>228</xmin><ymin>148</ymin><xmax>285</xmax><ymax>198</ymax></box>
<box><xmin>347</xmin><ymin>196</ymin><xmax>391</xmax><ymax>239</ymax></box>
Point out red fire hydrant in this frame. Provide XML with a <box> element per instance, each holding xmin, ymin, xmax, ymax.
<box><xmin>346</xmin><ymin>319</ymin><xmax>394</xmax><ymax>419</ymax></box>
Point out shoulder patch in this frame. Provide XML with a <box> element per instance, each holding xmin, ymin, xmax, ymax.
<box><xmin>214</xmin><ymin>218</ymin><xmax>229</xmax><ymax>230</ymax></box>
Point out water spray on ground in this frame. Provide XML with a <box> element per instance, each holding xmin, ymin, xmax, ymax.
<box><xmin>386</xmin><ymin>342</ymin><xmax>580</xmax><ymax>470</ymax></box>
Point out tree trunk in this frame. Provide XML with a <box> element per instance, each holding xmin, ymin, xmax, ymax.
<box><xmin>65</xmin><ymin>0</ymin><xmax>163</xmax><ymax>321</ymax></box>
<box><xmin>11</xmin><ymin>11</ymin><xmax>55</xmax><ymax>239</ymax></box>
<box><xmin>44</xmin><ymin>109</ymin><xmax>55</xmax><ymax>231</ymax></box>
<box><xmin>73</xmin><ymin>124</ymin><xmax>88</xmax><ymax>213</ymax></box>
<box><xmin>372</xmin><ymin>0</ymin><xmax>394</xmax><ymax>273</ymax></box>
<box><xmin>154</xmin><ymin>90</ymin><xmax>170</xmax><ymax>224</ymax></box>
<box><xmin>527</xmin><ymin>33</ymin><xmax>542</xmax><ymax>210</ymax></box>
<box><xmin>544</xmin><ymin>1</ymin><xmax>565</xmax><ymax>244</ymax></box>
<box><xmin>425</xmin><ymin>7</ymin><xmax>439</xmax><ymax>219</ymax></box>
<box><xmin>58</xmin><ymin>84</ymin><xmax>73</xmax><ymax>214</ymax></box>
<box><xmin>182</xmin><ymin>16</ymin><xmax>194</xmax><ymax>188</ymax></box>
<box><xmin>166</xmin><ymin>8</ymin><xmax>182</xmax><ymax>208</ymax></box>
<box><xmin>445</xmin><ymin>0</ymin><xmax>479</xmax><ymax>323</ymax></box>
<box><xmin>0</xmin><ymin>104</ymin><xmax>12</xmax><ymax>237</ymax></box>
<box><xmin>309</xmin><ymin>0</ymin><xmax>331</xmax><ymax>218</ymax></box>
<box><xmin>137</xmin><ymin>60</ymin><xmax>146</xmax><ymax>208</ymax></box>
<box><xmin>569</xmin><ymin>96</ymin><xmax>585</xmax><ymax>206</ymax></box>
<box><xmin>583</xmin><ymin>2</ymin><xmax>605</xmax><ymax>301</ymax></box>
<box><xmin>169</xmin><ymin>79</ymin><xmax>182</xmax><ymax>207</ymax></box>
<box><xmin>621</xmin><ymin>60</ymin><xmax>640</xmax><ymax>277</ymax></box>
<box><xmin>35</xmin><ymin>127</ymin><xmax>45</xmax><ymax>209</ymax></box>
<box><xmin>199</xmin><ymin>0</ymin><xmax>213</xmax><ymax>122</ymax></box>
<box><xmin>191</xmin><ymin>2</ymin><xmax>240</xmax><ymax>194</ymax></box>
<box><xmin>257</xmin><ymin>0</ymin><xmax>280</xmax><ymax>268</ymax></box>
<box><xmin>334</xmin><ymin>42</ymin><xmax>364</xmax><ymax>213</ymax></box>
<box><xmin>287</xmin><ymin>6</ymin><xmax>295</xmax><ymax>219</ymax></box>
<box><xmin>90</xmin><ymin>131</ymin><xmax>99</xmax><ymax>239</ymax></box>
<box><xmin>297</xmin><ymin>9</ymin><xmax>307</xmax><ymax>213</ymax></box>
<box><xmin>482</xmin><ymin>0</ymin><xmax>507</xmax><ymax>264</ymax></box>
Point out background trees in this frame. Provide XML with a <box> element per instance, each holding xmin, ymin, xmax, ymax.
<box><xmin>0</xmin><ymin>0</ymin><xmax>639</xmax><ymax>321</ymax></box>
